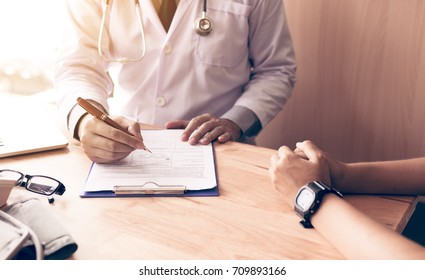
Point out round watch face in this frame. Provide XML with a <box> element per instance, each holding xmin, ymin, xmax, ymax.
<box><xmin>296</xmin><ymin>188</ymin><xmax>316</xmax><ymax>212</ymax></box>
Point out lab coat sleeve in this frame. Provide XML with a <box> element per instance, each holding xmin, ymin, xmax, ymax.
<box><xmin>233</xmin><ymin>0</ymin><xmax>296</xmax><ymax>129</ymax></box>
<box><xmin>54</xmin><ymin>0</ymin><xmax>113</xmax><ymax>131</ymax></box>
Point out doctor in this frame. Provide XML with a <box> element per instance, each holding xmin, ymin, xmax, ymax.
<box><xmin>55</xmin><ymin>0</ymin><xmax>296</xmax><ymax>163</ymax></box>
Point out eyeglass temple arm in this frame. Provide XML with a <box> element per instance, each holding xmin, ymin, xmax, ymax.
<box><xmin>55</xmin><ymin>184</ymin><xmax>66</xmax><ymax>196</ymax></box>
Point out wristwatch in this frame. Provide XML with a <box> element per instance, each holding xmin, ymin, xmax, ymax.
<box><xmin>294</xmin><ymin>181</ymin><xmax>343</xmax><ymax>228</ymax></box>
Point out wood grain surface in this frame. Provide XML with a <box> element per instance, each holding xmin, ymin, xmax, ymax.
<box><xmin>257</xmin><ymin>0</ymin><xmax>425</xmax><ymax>163</ymax></box>
<box><xmin>1</xmin><ymin>130</ymin><xmax>412</xmax><ymax>259</ymax></box>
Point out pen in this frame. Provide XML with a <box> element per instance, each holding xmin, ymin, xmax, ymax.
<box><xmin>77</xmin><ymin>97</ymin><xmax>151</xmax><ymax>153</ymax></box>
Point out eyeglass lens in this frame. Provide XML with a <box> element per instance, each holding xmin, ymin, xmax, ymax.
<box><xmin>0</xmin><ymin>170</ymin><xmax>23</xmax><ymax>186</ymax></box>
<box><xmin>0</xmin><ymin>170</ymin><xmax>61</xmax><ymax>196</ymax></box>
<box><xmin>26</xmin><ymin>176</ymin><xmax>60</xmax><ymax>196</ymax></box>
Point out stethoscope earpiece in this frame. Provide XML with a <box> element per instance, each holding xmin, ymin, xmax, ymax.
<box><xmin>194</xmin><ymin>16</ymin><xmax>213</xmax><ymax>36</ymax></box>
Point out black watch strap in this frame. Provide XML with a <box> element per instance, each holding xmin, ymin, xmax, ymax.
<box><xmin>296</xmin><ymin>181</ymin><xmax>342</xmax><ymax>229</ymax></box>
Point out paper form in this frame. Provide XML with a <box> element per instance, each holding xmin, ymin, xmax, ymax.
<box><xmin>82</xmin><ymin>129</ymin><xmax>217</xmax><ymax>192</ymax></box>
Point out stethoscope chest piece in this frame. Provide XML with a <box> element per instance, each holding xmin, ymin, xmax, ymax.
<box><xmin>194</xmin><ymin>16</ymin><xmax>213</xmax><ymax>36</ymax></box>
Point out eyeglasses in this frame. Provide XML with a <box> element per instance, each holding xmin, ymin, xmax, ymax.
<box><xmin>0</xmin><ymin>169</ymin><xmax>65</xmax><ymax>203</ymax></box>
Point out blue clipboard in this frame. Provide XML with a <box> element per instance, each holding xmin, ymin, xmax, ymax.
<box><xmin>80</xmin><ymin>130</ymin><xmax>219</xmax><ymax>198</ymax></box>
<box><xmin>80</xmin><ymin>160</ymin><xmax>219</xmax><ymax>198</ymax></box>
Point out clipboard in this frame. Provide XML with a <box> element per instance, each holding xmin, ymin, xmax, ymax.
<box><xmin>80</xmin><ymin>129</ymin><xmax>219</xmax><ymax>198</ymax></box>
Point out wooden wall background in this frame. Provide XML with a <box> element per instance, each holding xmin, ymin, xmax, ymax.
<box><xmin>257</xmin><ymin>0</ymin><xmax>425</xmax><ymax>163</ymax></box>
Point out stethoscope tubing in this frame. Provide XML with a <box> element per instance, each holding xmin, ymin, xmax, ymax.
<box><xmin>98</xmin><ymin>0</ymin><xmax>212</xmax><ymax>63</ymax></box>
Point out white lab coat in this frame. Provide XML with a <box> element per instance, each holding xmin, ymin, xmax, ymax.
<box><xmin>55</xmin><ymin>0</ymin><xmax>296</xmax><ymax>135</ymax></box>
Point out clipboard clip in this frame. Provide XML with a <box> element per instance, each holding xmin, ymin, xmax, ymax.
<box><xmin>113</xmin><ymin>182</ymin><xmax>186</xmax><ymax>195</ymax></box>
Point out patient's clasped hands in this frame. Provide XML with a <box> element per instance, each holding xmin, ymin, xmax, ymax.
<box><xmin>269</xmin><ymin>140</ymin><xmax>343</xmax><ymax>205</ymax></box>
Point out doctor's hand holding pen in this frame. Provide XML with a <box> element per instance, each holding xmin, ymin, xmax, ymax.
<box><xmin>76</xmin><ymin>98</ymin><xmax>149</xmax><ymax>163</ymax></box>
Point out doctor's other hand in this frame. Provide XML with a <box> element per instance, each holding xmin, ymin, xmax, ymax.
<box><xmin>165</xmin><ymin>113</ymin><xmax>242</xmax><ymax>145</ymax></box>
<box><xmin>78</xmin><ymin>114</ymin><xmax>145</xmax><ymax>163</ymax></box>
<box><xmin>269</xmin><ymin>140</ymin><xmax>334</xmax><ymax>205</ymax></box>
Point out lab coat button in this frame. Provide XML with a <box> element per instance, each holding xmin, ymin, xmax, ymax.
<box><xmin>156</xmin><ymin>96</ymin><xmax>166</xmax><ymax>107</ymax></box>
<box><xmin>163</xmin><ymin>44</ymin><xmax>173</xmax><ymax>54</ymax></box>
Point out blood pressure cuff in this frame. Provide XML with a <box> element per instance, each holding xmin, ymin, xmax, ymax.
<box><xmin>3</xmin><ymin>198</ymin><xmax>78</xmax><ymax>260</ymax></box>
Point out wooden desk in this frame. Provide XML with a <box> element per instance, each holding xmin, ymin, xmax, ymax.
<box><xmin>1</xmin><ymin>140</ymin><xmax>413</xmax><ymax>260</ymax></box>
<box><xmin>0</xmin><ymin>120</ymin><xmax>413</xmax><ymax>259</ymax></box>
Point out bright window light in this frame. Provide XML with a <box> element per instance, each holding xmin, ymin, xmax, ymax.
<box><xmin>0</xmin><ymin>0</ymin><xmax>65</xmax><ymax>95</ymax></box>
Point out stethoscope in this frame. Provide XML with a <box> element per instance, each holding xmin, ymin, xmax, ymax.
<box><xmin>98</xmin><ymin>0</ymin><xmax>213</xmax><ymax>63</ymax></box>
<box><xmin>194</xmin><ymin>0</ymin><xmax>213</xmax><ymax>36</ymax></box>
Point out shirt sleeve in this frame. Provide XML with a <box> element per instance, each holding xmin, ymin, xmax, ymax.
<box><xmin>67</xmin><ymin>99</ymin><xmax>106</xmax><ymax>140</ymax></box>
<box><xmin>221</xmin><ymin>106</ymin><xmax>262</xmax><ymax>139</ymax></box>
<box><xmin>68</xmin><ymin>104</ymin><xmax>88</xmax><ymax>140</ymax></box>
